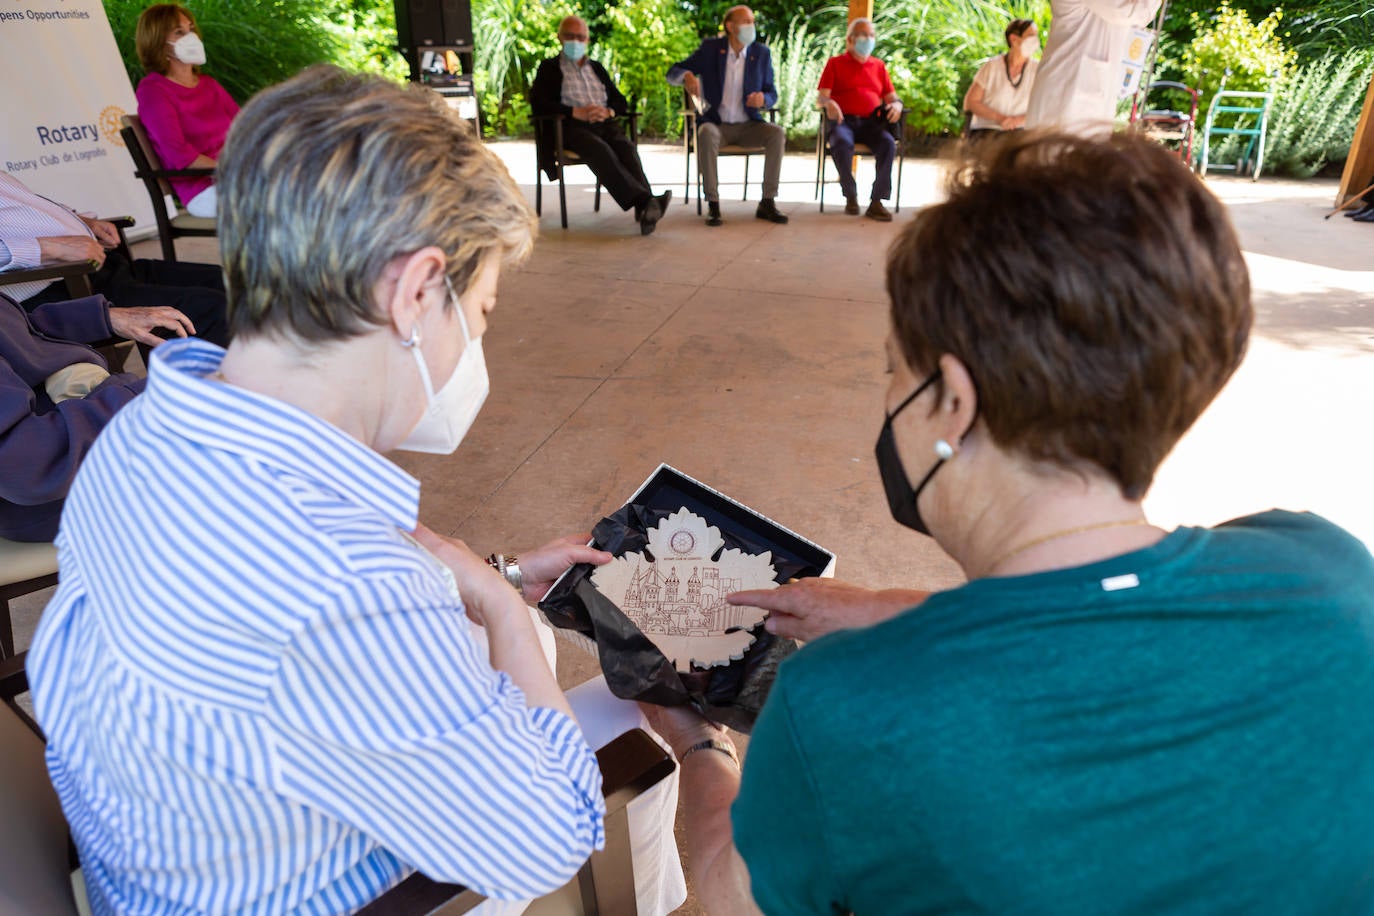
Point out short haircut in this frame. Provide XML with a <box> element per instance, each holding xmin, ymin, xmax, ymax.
<box><xmin>1005</xmin><ymin>18</ymin><xmax>1034</xmax><ymax>45</ymax></box>
<box><xmin>847</xmin><ymin>17</ymin><xmax>873</xmax><ymax>38</ymax></box>
<box><xmin>136</xmin><ymin>4</ymin><xmax>198</xmax><ymax>76</ymax></box>
<box><xmin>558</xmin><ymin>15</ymin><xmax>586</xmax><ymax>39</ymax></box>
<box><xmin>217</xmin><ymin>65</ymin><xmax>535</xmax><ymax>343</ymax></box>
<box><xmin>885</xmin><ymin>131</ymin><xmax>1252</xmax><ymax>500</ymax></box>
<box><xmin>723</xmin><ymin>5</ymin><xmax>750</xmax><ymax>28</ymax></box>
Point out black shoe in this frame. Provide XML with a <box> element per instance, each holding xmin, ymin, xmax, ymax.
<box><xmin>1344</xmin><ymin>202</ymin><xmax>1374</xmax><ymax>218</ymax></box>
<box><xmin>706</xmin><ymin>201</ymin><xmax>722</xmax><ymax>227</ymax></box>
<box><xmin>639</xmin><ymin>197</ymin><xmax>662</xmax><ymax>236</ymax></box>
<box><xmin>1353</xmin><ymin>207</ymin><xmax>1374</xmax><ymax>223</ymax></box>
<box><xmin>844</xmin><ymin>196</ymin><xmax>860</xmax><ymax>215</ymax></box>
<box><xmin>755</xmin><ymin>198</ymin><xmax>789</xmax><ymax>224</ymax></box>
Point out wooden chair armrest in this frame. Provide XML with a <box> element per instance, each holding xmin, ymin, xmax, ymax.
<box><xmin>0</xmin><ymin>260</ymin><xmax>100</xmax><ymax>298</ymax></box>
<box><xmin>359</xmin><ymin>729</ymin><xmax>675</xmax><ymax>916</ymax></box>
<box><xmin>97</xmin><ymin>216</ymin><xmax>135</xmax><ymax>261</ymax></box>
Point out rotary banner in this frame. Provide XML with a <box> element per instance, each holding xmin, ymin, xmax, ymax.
<box><xmin>0</xmin><ymin>0</ymin><xmax>156</xmax><ymax>233</ymax></box>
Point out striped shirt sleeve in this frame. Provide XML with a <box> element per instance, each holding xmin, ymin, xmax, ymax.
<box><xmin>264</xmin><ymin>577</ymin><xmax>605</xmax><ymax>901</ymax></box>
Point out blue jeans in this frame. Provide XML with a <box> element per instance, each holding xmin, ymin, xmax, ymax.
<box><xmin>828</xmin><ymin>115</ymin><xmax>896</xmax><ymax>201</ymax></box>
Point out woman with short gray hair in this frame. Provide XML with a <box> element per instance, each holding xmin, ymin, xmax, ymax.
<box><xmin>30</xmin><ymin>65</ymin><xmax>685</xmax><ymax>915</ymax></box>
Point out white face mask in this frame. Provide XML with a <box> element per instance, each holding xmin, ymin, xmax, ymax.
<box><xmin>397</xmin><ymin>279</ymin><xmax>489</xmax><ymax>454</ymax></box>
<box><xmin>1019</xmin><ymin>34</ymin><xmax>1039</xmax><ymax>57</ymax></box>
<box><xmin>170</xmin><ymin>32</ymin><xmax>207</xmax><ymax>65</ymax></box>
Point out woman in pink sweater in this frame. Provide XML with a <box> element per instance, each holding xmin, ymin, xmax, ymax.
<box><xmin>134</xmin><ymin>4</ymin><xmax>239</xmax><ymax>217</ymax></box>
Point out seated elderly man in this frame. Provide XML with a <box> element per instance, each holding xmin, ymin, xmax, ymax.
<box><xmin>29</xmin><ymin>65</ymin><xmax>684</xmax><ymax>916</ymax></box>
<box><xmin>817</xmin><ymin>17</ymin><xmax>903</xmax><ymax>221</ymax></box>
<box><xmin>668</xmin><ymin>5</ymin><xmax>789</xmax><ymax>226</ymax></box>
<box><xmin>531</xmin><ymin>16</ymin><xmax>672</xmax><ymax>235</ymax></box>
<box><xmin>0</xmin><ymin>170</ymin><xmax>229</xmax><ymax>345</ymax></box>
<box><xmin>0</xmin><ymin>290</ymin><xmax>191</xmax><ymax>542</ymax></box>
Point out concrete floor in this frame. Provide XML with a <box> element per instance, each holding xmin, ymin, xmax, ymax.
<box><xmin>8</xmin><ymin>141</ymin><xmax>1373</xmax><ymax>914</ymax></box>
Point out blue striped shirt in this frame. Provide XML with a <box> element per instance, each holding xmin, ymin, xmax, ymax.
<box><xmin>29</xmin><ymin>339</ymin><xmax>605</xmax><ymax>915</ymax></box>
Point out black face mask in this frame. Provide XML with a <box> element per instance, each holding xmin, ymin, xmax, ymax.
<box><xmin>874</xmin><ymin>370</ymin><xmax>946</xmax><ymax>536</ymax></box>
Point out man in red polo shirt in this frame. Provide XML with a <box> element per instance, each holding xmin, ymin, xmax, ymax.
<box><xmin>817</xmin><ymin>18</ymin><xmax>904</xmax><ymax>221</ymax></box>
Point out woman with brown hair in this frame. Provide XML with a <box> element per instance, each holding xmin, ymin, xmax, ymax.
<box><xmin>134</xmin><ymin>3</ymin><xmax>238</xmax><ymax>217</ymax></box>
<box><xmin>648</xmin><ymin>131</ymin><xmax>1374</xmax><ymax>914</ymax></box>
<box><xmin>963</xmin><ymin>18</ymin><xmax>1040</xmax><ymax>134</ymax></box>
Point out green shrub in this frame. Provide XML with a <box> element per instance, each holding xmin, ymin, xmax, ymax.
<box><xmin>1172</xmin><ymin>2</ymin><xmax>1295</xmax><ymax>103</ymax></box>
<box><xmin>888</xmin><ymin>49</ymin><xmax>965</xmax><ymax>136</ymax></box>
<box><xmin>102</xmin><ymin>0</ymin><xmax>343</xmax><ymax>103</ymax></box>
<box><xmin>320</xmin><ymin>0</ymin><xmax>409</xmax><ymax>82</ymax></box>
<box><xmin>1263</xmin><ymin>48</ymin><xmax>1374</xmax><ymax>176</ymax></box>
<box><xmin>769</xmin><ymin>15</ymin><xmax>840</xmax><ymax>140</ymax></box>
<box><xmin>599</xmin><ymin>0</ymin><xmax>698</xmax><ymax>139</ymax></box>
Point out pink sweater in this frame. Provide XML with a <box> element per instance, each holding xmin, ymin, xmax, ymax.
<box><xmin>135</xmin><ymin>72</ymin><xmax>239</xmax><ymax>206</ymax></box>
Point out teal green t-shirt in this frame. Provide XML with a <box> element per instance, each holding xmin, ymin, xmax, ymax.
<box><xmin>732</xmin><ymin>511</ymin><xmax>1374</xmax><ymax>914</ymax></box>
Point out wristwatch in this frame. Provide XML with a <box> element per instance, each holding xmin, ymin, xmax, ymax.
<box><xmin>486</xmin><ymin>553</ymin><xmax>524</xmax><ymax>595</ymax></box>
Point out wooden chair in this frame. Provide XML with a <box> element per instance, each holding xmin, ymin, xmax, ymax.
<box><xmin>0</xmin><ymin>648</ymin><xmax>676</xmax><ymax>916</ymax></box>
<box><xmin>0</xmin><ymin>216</ymin><xmax>139</xmax><ymax>374</ymax></box>
<box><xmin>682</xmin><ymin>91</ymin><xmax>781</xmax><ymax>214</ymax></box>
<box><xmin>118</xmin><ymin>114</ymin><xmax>217</xmax><ymax>262</ymax></box>
<box><xmin>532</xmin><ymin>108</ymin><xmax>640</xmax><ymax>230</ymax></box>
<box><xmin>814</xmin><ymin>109</ymin><xmax>906</xmax><ymax>213</ymax></box>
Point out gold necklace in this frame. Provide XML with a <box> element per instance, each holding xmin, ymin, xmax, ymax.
<box><xmin>986</xmin><ymin>518</ymin><xmax>1150</xmax><ymax>575</ymax></box>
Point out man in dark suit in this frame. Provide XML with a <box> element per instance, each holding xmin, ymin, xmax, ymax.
<box><xmin>667</xmin><ymin>5</ymin><xmax>788</xmax><ymax>227</ymax></box>
<box><xmin>531</xmin><ymin>16</ymin><xmax>672</xmax><ymax>235</ymax></box>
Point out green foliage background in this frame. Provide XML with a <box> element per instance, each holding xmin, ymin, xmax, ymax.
<box><xmin>100</xmin><ymin>0</ymin><xmax>1374</xmax><ymax>175</ymax></box>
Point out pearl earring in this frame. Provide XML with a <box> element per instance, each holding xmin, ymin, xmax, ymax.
<box><xmin>934</xmin><ymin>439</ymin><xmax>954</xmax><ymax>460</ymax></box>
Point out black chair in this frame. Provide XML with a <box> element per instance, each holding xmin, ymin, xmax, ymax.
<box><xmin>119</xmin><ymin>114</ymin><xmax>217</xmax><ymax>262</ymax></box>
<box><xmin>0</xmin><ymin>649</ymin><xmax>676</xmax><ymax>916</ymax></box>
<box><xmin>532</xmin><ymin>108</ymin><xmax>639</xmax><ymax>230</ymax></box>
<box><xmin>814</xmin><ymin>109</ymin><xmax>905</xmax><ymax>213</ymax></box>
<box><xmin>681</xmin><ymin>91</ymin><xmax>781</xmax><ymax>214</ymax></box>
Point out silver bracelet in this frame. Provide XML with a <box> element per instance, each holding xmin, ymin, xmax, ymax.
<box><xmin>486</xmin><ymin>553</ymin><xmax>524</xmax><ymax>595</ymax></box>
<box><xmin>680</xmin><ymin>737</ymin><xmax>740</xmax><ymax>771</ymax></box>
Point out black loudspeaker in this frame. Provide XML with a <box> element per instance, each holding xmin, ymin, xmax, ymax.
<box><xmin>438</xmin><ymin>0</ymin><xmax>472</xmax><ymax>46</ymax></box>
<box><xmin>395</xmin><ymin>0</ymin><xmax>443</xmax><ymax>47</ymax></box>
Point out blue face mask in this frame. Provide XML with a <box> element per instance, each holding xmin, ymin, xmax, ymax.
<box><xmin>562</xmin><ymin>40</ymin><xmax>587</xmax><ymax>61</ymax></box>
<box><xmin>853</xmin><ymin>36</ymin><xmax>876</xmax><ymax>57</ymax></box>
<box><xmin>735</xmin><ymin>24</ymin><xmax>755</xmax><ymax>46</ymax></box>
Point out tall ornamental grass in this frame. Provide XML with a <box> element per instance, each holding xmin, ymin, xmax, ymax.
<box><xmin>1263</xmin><ymin>48</ymin><xmax>1374</xmax><ymax>177</ymax></box>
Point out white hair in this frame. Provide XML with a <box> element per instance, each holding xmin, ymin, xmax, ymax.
<box><xmin>847</xmin><ymin>17</ymin><xmax>874</xmax><ymax>38</ymax></box>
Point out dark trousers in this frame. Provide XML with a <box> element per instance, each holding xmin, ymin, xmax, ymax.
<box><xmin>829</xmin><ymin>115</ymin><xmax>896</xmax><ymax>202</ymax></box>
<box><xmin>559</xmin><ymin>119</ymin><xmax>653</xmax><ymax>212</ymax></box>
<box><xmin>24</xmin><ymin>251</ymin><xmax>230</xmax><ymax>346</ymax></box>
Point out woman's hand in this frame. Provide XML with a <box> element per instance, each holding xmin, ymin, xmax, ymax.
<box><xmin>728</xmin><ymin>578</ymin><xmax>928</xmax><ymax>643</ymax></box>
<box><xmin>518</xmin><ymin>534</ymin><xmax>613</xmax><ymax>603</ymax></box>
<box><xmin>413</xmin><ymin>523</ymin><xmax>522</xmax><ymax>628</ymax></box>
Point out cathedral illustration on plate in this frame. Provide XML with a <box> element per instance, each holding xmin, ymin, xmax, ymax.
<box><xmin>619</xmin><ymin>560</ymin><xmax>756</xmax><ymax>636</ymax></box>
